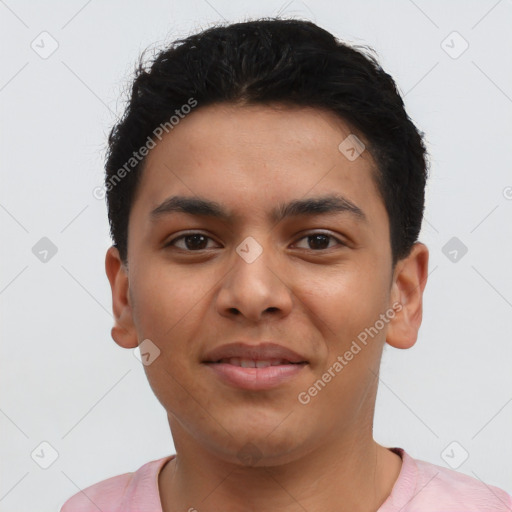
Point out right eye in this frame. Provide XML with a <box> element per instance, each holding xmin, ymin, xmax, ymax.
<box><xmin>164</xmin><ymin>232</ymin><xmax>221</xmax><ymax>251</ymax></box>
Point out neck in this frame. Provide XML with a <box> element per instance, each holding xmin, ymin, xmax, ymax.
<box><xmin>159</xmin><ymin>425</ymin><xmax>402</xmax><ymax>512</ymax></box>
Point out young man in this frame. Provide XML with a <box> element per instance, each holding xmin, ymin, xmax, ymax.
<box><xmin>61</xmin><ymin>18</ymin><xmax>511</xmax><ymax>512</ymax></box>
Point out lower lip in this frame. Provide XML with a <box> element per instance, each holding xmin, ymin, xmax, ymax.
<box><xmin>204</xmin><ymin>362</ymin><xmax>307</xmax><ymax>390</ymax></box>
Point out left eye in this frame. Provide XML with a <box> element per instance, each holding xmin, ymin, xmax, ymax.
<box><xmin>165</xmin><ymin>233</ymin><xmax>218</xmax><ymax>251</ymax></box>
<box><xmin>294</xmin><ymin>232</ymin><xmax>343</xmax><ymax>251</ymax></box>
<box><xmin>165</xmin><ymin>231</ymin><xmax>343</xmax><ymax>252</ymax></box>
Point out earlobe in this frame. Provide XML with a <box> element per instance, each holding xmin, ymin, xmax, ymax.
<box><xmin>105</xmin><ymin>246</ymin><xmax>139</xmax><ymax>349</ymax></box>
<box><xmin>386</xmin><ymin>242</ymin><xmax>429</xmax><ymax>350</ymax></box>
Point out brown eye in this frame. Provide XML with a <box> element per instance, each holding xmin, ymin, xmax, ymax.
<box><xmin>294</xmin><ymin>232</ymin><xmax>344</xmax><ymax>251</ymax></box>
<box><xmin>165</xmin><ymin>232</ymin><xmax>218</xmax><ymax>251</ymax></box>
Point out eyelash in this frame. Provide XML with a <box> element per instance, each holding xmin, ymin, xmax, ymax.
<box><xmin>164</xmin><ymin>231</ymin><xmax>346</xmax><ymax>252</ymax></box>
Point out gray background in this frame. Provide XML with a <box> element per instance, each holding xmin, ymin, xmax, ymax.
<box><xmin>1</xmin><ymin>0</ymin><xmax>511</xmax><ymax>510</ymax></box>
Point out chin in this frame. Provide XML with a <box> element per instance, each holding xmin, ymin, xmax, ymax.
<box><xmin>210</xmin><ymin>423</ymin><xmax>313</xmax><ymax>467</ymax></box>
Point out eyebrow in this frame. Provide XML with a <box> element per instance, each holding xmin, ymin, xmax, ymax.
<box><xmin>149</xmin><ymin>194</ymin><xmax>367</xmax><ymax>224</ymax></box>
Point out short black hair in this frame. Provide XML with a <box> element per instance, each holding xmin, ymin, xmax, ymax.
<box><xmin>105</xmin><ymin>18</ymin><xmax>428</xmax><ymax>267</ymax></box>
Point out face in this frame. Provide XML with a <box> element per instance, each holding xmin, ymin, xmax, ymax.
<box><xmin>106</xmin><ymin>103</ymin><xmax>428</xmax><ymax>465</ymax></box>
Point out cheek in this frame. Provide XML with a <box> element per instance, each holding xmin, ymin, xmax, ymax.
<box><xmin>131</xmin><ymin>265</ymin><xmax>211</xmax><ymax>337</ymax></box>
<box><xmin>295</xmin><ymin>265</ymin><xmax>391</xmax><ymax>371</ymax></box>
<box><xmin>130</xmin><ymin>268</ymin><xmax>215</xmax><ymax>379</ymax></box>
<box><xmin>300</xmin><ymin>264</ymin><xmax>386</xmax><ymax>329</ymax></box>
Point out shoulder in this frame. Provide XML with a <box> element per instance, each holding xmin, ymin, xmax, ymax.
<box><xmin>60</xmin><ymin>472</ymin><xmax>133</xmax><ymax>512</ymax></box>
<box><xmin>389</xmin><ymin>448</ymin><xmax>512</xmax><ymax>511</ymax></box>
<box><xmin>60</xmin><ymin>456</ymin><xmax>173</xmax><ymax>512</ymax></box>
<box><xmin>414</xmin><ymin>456</ymin><xmax>512</xmax><ymax>508</ymax></box>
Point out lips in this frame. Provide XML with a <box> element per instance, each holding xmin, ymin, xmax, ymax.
<box><xmin>216</xmin><ymin>357</ymin><xmax>303</xmax><ymax>368</ymax></box>
<box><xmin>203</xmin><ymin>342</ymin><xmax>308</xmax><ymax>391</ymax></box>
<box><xmin>203</xmin><ymin>342</ymin><xmax>307</xmax><ymax>364</ymax></box>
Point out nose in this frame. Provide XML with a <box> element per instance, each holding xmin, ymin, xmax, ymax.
<box><xmin>215</xmin><ymin>237</ymin><xmax>293</xmax><ymax>323</ymax></box>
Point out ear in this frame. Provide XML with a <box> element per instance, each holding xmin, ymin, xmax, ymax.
<box><xmin>386</xmin><ymin>242</ymin><xmax>429</xmax><ymax>349</ymax></box>
<box><xmin>105</xmin><ymin>246</ymin><xmax>139</xmax><ymax>349</ymax></box>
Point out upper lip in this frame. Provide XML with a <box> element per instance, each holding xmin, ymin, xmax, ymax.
<box><xmin>203</xmin><ymin>342</ymin><xmax>308</xmax><ymax>363</ymax></box>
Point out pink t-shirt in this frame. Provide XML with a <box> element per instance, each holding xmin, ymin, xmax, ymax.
<box><xmin>60</xmin><ymin>448</ymin><xmax>512</xmax><ymax>511</ymax></box>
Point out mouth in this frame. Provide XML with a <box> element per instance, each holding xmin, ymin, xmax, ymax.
<box><xmin>204</xmin><ymin>360</ymin><xmax>308</xmax><ymax>391</ymax></box>
<box><xmin>202</xmin><ymin>343</ymin><xmax>309</xmax><ymax>391</ymax></box>
<box><xmin>203</xmin><ymin>341</ymin><xmax>308</xmax><ymax>364</ymax></box>
<box><xmin>207</xmin><ymin>357</ymin><xmax>306</xmax><ymax>368</ymax></box>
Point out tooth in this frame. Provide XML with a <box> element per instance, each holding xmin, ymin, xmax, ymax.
<box><xmin>229</xmin><ymin>357</ymin><xmax>241</xmax><ymax>366</ymax></box>
<box><xmin>271</xmin><ymin>360</ymin><xmax>284</xmax><ymax>366</ymax></box>
<box><xmin>256</xmin><ymin>360</ymin><xmax>271</xmax><ymax>368</ymax></box>
<box><xmin>240</xmin><ymin>359</ymin><xmax>256</xmax><ymax>368</ymax></box>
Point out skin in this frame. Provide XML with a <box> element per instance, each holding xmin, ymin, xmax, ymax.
<box><xmin>105</xmin><ymin>103</ymin><xmax>429</xmax><ymax>512</ymax></box>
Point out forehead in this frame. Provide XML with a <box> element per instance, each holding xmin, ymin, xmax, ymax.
<box><xmin>131</xmin><ymin>103</ymin><xmax>386</xmax><ymax>229</ymax></box>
